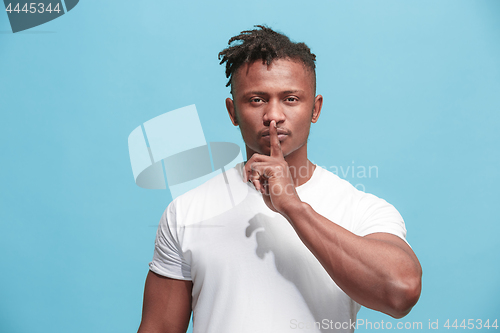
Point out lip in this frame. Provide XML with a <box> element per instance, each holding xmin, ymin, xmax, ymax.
<box><xmin>261</xmin><ymin>128</ymin><xmax>290</xmax><ymax>137</ymax></box>
<box><xmin>262</xmin><ymin>133</ymin><xmax>288</xmax><ymax>142</ymax></box>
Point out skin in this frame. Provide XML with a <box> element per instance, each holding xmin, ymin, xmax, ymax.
<box><xmin>138</xmin><ymin>58</ymin><xmax>422</xmax><ymax>332</ymax></box>
<box><xmin>226</xmin><ymin>58</ymin><xmax>322</xmax><ymax>189</ymax></box>
<box><xmin>137</xmin><ymin>272</ymin><xmax>192</xmax><ymax>333</ymax></box>
<box><xmin>228</xmin><ymin>59</ymin><xmax>422</xmax><ymax>318</ymax></box>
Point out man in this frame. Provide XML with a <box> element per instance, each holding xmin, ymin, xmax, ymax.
<box><xmin>138</xmin><ymin>25</ymin><xmax>422</xmax><ymax>333</ymax></box>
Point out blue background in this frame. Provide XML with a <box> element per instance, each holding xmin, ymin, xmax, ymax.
<box><xmin>1</xmin><ymin>0</ymin><xmax>499</xmax><ymax>332</ymax></box>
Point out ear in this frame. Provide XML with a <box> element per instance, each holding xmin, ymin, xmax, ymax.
<box><xmin>226</xmin><ymin>97</ymin><xmax>239</xmax><ymax>126</ymax></box>
<box><xmin>311</xmin><ymin>94</ymin><xmax>323</xmax><ymax>123</ymax></box>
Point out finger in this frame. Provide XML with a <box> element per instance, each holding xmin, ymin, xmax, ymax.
<box><xmin>270</xmin><ymin>120</ymin><xmax>283</xmax><ymax>159</ymax></box>
<box><xmin>263</xmin><ymin>181</ymin><xmax>270</xmax><ymax>196</ymax></box>
<box><xmin>248</xmin><ymin>162</ymin><xmax>275</xmax><ymax>194</ymax></box>
<box><xmin>248</xmin><ymin>167</ymin><xmax>261</xmax><ymax>181</ymax></box>
<box><xmin>243</xmin><ymin>161</ymin><xmax>255</xmax><ymax>183</ymax></box>
<box><xmin>249</xmin><ymin>161</ymin><xmax>274</xmax><ymax>180</ymax></box>
<box><xmin>243</xmin><ymin>154</ymin><xmax>268</xmax><ymax>182</ymax></box>
<box><xmin>252</xmin><ymin>179</ymin><xmax>261</xmax><ymax>192</ymax></box>
<box><xmin>248</xmin><ymin>164</ymin><xmax>264</xmax><ymax>192</ymax></box>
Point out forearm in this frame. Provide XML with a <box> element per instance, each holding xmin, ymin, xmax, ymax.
<box><xmin>281</xmin><ymin>202</ymin><xmax>422</xmax><ymax>318</ymax></box>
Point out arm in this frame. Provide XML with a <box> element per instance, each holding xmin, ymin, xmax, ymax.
<box><xmin>245</xmin><ymin>120</ymin><xmax>422</xmax><ymax>318</ymax></box>
<box><xmin>281</xmin><ymin>202</ymin><xmax>422</xmax><ymax>318</ymax></box>
<box><xmin>137</xmin><ymin>271</ymin><xmax>193</xmax><ymax>333</ymax></box>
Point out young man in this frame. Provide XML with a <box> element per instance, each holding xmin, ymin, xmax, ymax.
<box><xmin>138</xmin><ymin>26</ymin><xmax>422</xmax><ymax>333</ymax></box>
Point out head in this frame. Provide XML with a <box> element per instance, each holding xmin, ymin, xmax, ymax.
<box><xmin>218</xmin><ymin>25</ymin><xmax>317</xmax><ymax>95</ymax></box>
<box><xmin>218</xmin><ymin>26</ymin><xmax>322</xmax><ymax>161</ymax></box>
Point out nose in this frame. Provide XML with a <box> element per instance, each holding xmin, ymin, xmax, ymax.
<box><xmin>262</xmin><ymin>99</ymin><xmax>286</xmax><ymax>126</ymax></box>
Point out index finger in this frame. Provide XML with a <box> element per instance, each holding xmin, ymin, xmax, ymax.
<box><xmin>270</xmin><ymin>120</ymin><xmax>283</xmax><ymax>159</ymax></box>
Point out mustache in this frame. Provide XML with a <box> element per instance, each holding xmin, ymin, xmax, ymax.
<box><xmin>260</xmin><ymin>127</ymin><xmax>290</xmax><ymax>136</ymax></box>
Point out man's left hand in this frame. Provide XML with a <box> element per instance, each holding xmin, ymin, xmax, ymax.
<box><xmin>243</xmin><ymin>120</ymin><xmax>302</xmax><ymax>214</ymax></box>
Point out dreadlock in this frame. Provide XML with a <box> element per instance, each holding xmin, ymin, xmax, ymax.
<box><xmin>218</xmin><ymin>25</ymin><xmax>316</xmax><ymax>90</ymax></box>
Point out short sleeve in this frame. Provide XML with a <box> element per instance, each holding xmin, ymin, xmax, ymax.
<box><xmin>353</xmin><ymin>192</ymin><xmax>408</xmax><ymax>244</ymax></box>
<box><xmin>149</xmin><ymin>201</ymin><xmax>192</xmax><ymax>280</ymax></box>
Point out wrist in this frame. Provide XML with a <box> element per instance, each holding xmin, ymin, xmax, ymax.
<box><xmin>280</xmin><ymin>200</ymin><xmax>310</xmax><ymax>224</ymax></box>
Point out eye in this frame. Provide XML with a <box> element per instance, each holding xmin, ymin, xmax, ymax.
<box><xmin>250</xmin><ymin>97</ymin><xmax>265</xmax><ymax>104</ymax></box>
<box><xmin>285</xmin><ymin>96</ymin><xmax>299</xmax><ymax>103</ymax></box>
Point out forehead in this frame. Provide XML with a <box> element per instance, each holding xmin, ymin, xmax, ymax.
<box><xmin>231</xmin><ymin>59</ymin><xmax>314</xmax><ymax>95</ymax></box>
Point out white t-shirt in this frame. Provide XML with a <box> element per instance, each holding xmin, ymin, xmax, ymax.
<box><xmin>149</xmin><ymin>163</ymin><xmax>407</xmax><ymax>333</ymax></box>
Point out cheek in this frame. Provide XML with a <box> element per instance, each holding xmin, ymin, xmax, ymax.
<box><xmin>234</xmin><ymin>113</ymin><xmax>251</xmax><ymax>134</ymax></box>
<box><xmin>236</xmin><ymin>108</ymin><xmax>260</xmax><ymax>129</ymax></box>
<box><xmin>233</xmin><ymin>104</ymin><xmax>250</xmax><ymax>126</ymax></box>
<box><xmin>295</xmin><ymin>117</ymin><xmax>313</xmax><ymax>137</ymax></box>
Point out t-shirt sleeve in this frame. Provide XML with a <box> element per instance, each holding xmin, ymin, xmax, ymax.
<box><xmin>353</xmin><ymin>192</ymin><xmax>408</xmax><ymax>244</ymax></box>
<box><xmin>149</xmin><ymin>201</ymin><xmax>192</xmax><ymax>280</ymax></box>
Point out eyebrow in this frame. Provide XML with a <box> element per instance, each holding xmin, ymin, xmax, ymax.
<box><xmin>243</xmin><ymin>90</ymin><xmax>304</xmax><ymax>96</ymax></box>
<box><xmin>245</xmin><ymin>91</ymin><xmax>268</xmax><ymax>96</ymax></box>
<box><xmin>282</xmin><ymin>90</ymin><xmax>303</xmax><ymax>94</ymax></box>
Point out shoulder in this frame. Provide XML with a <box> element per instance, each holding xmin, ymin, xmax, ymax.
<box><xmin>347</xmin><ymin>185</ymin><xmax>407</xmax><ymax>241</ymax></box>
<box><xmin>308</xmin><ymin>165</ymin><xmax>406</xmax><ymax>238</ymax></box>
<box><xmin>313</xmin><ymin>165</ymin><xmax>393</xmax><ymax>205</ymax></box>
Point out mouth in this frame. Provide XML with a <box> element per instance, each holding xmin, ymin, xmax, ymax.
<box><xmin>261</xmin><ymin>128</ymin><xmax>289</xmax><ymax>142</ymax></box>
<box><xmin>262</xmin><ymin>134</ymin><xmax>288</xmax><ymax>142</ymax></box>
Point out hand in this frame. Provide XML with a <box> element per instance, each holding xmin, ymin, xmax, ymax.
<box><xmin>243</xmin><ymin>120</ymin><xmax>302</xmax><ymax>214</ymax></box>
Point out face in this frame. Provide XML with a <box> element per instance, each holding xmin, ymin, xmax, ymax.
<box><xmin>226</xmin><ymin>58</ymin><xmax>323</xmax><ymax>161</ymax></box>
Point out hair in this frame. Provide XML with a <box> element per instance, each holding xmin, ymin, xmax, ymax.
<box><xmin>218</xmin><ymin>25</ymin><xmax>316</xmax><ymax>90</ymax></box>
